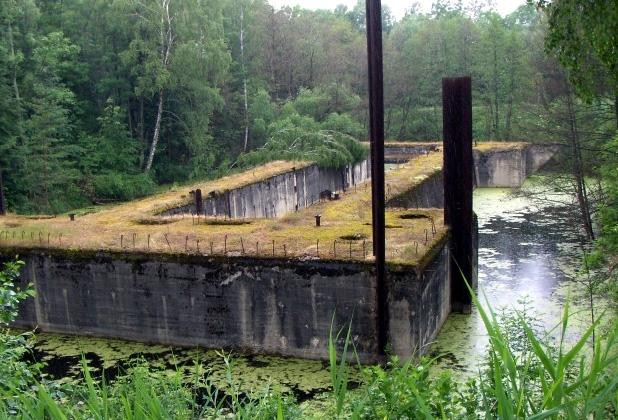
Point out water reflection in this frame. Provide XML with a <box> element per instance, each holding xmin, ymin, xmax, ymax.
<box><xmin>431</xmin><ymin>180</ymin><xmax>595</xmax><ymax>374</ymax></box>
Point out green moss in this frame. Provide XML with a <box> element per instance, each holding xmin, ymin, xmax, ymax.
<box><xmin>29</xmin><ymin>332</ymin><xmax>354</xmax><ymax>398</ymax></box>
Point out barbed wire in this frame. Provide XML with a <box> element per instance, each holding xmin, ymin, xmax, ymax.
<box><xmin>0</xmin><ymin>223</ymin><xmax>440</xmax><ymax>262</ymax></box>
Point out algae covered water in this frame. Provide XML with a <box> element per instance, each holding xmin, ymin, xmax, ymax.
<box><xmin>25</xmin><ymin>176</ymin><xmax>598</xmax><ymax>395</ymax></box>
<box><xmin>431</xmin><ymin>177</ymin><xmax>605</xmax><ymax>374</ymax></box>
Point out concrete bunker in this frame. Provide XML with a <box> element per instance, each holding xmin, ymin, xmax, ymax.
<box><xmin>0</xmin><ymin>139</ymin><xmax>556</xmax><ymax>362</ymax></box>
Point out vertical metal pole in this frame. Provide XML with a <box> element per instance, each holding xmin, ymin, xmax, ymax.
<box><xmin>195</xmin><ymin>188</ymin><xmax>203</xmax><ymax>216</ymax></box>
<box><xmin>366</xmin><ymin>0</ymin><xmax>387</xmax><ymax>356</ymax></box>
<box><xmin>0</xmin><ymin>170</ymin><xmax>6</xmax><ymax>216</ymax></box>
<box><xmin>442</xmin><ymin>76</ymin><xmax>474</xmax><ymax>313</ymax></box>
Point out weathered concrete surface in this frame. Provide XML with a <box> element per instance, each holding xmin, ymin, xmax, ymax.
<box><xmin>384</xmin><ymin>143</ymin><xmax>555</xmax><ymax>208</ymax></box>
<box><xmin>384</xmin><ymin>143</ymin><xmax>441</xmax><ymax>164</ymax></box>
<box><xmin>8</xmin><ymin>241</ymin><xmax>451</xmax><ymax>363</ymax></box>
<box><xmin>164</xmin><ymin>160</ymin><xmax>371</xmax><ymax>219</ymax></box>
<box><xmin>388</xmin><ymin>244</ymin><xmax>451</xmax><ymax>356</ymax></box>
<box><xmin>387</xmin><ymin>171</ymin><xmax>443</xmax><ymax>209</ymax></box>
<box><xmin>473</xmin><ymin>145</ymin><xmax>557</xmax><ymax>187</ymax></box>
<box><xmin>383</xmin><ymin>143</ymin><xmax>557</xmax><ymax>189</ymax></box>
<box><xmin>161</xmin><ymin>143</ymin><xmax>556</xmax><ymax>222</ymax></box>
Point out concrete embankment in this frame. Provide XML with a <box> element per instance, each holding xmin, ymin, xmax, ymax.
<box><xmin>162</xmin><ymin>160</ymin><xmax>371</xmax><ymax>219</ymax></box>
<box><xmin>473</xmin><ymin>144</ymin><xmax>558</xmax><ymax>187</ymax></box>
<box><xmin>384</xmin><ymin>143</ymin><xmax>556</xmax><ymax>209</ymax></box>
<box><xmin>8</xmin><ymin>240</ymin><xmax>450</xmax><ymax>363</ymax></box>
<box><xmin>163</xmin><ymin>143</ymin><xmax>556</xmax><ymax>218</ymax></box>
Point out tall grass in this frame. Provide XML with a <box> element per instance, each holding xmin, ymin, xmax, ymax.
<box><xmin>328</xmin><ymin>314</ymin><xmax>353</xmax><ymax>416</ymax></box>
<box><xmin>1</xmin><ymin>256</ymin><xmax>617</xmax><ymax>418</ymax></box>
<box><xmin>321</xmin><ymin>281</ymin><xmax>618</xmax><ymax>419</ymax></box>
<box><xmin>468</xmin><ymin>286</ymin><xmax>618</xmax><ymax>419</ymax></box>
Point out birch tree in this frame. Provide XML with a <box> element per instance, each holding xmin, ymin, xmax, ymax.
<box><xmin>239</xmin><ymin>2</ymin><xmax>249</xmax><ymax>152</ymax></box>
<box><xmin>144</xmin><ymin>0</ymin><xmax>174</xmax><ymax>172</ymax></box>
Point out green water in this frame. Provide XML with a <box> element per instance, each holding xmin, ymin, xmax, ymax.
<box><xmin>22</xmin><ymin>176</ymin><xmax>605</xmax><ymax>399</ymax></box>
<box><xmin>431</xmin><ymin>178</ymin><xmax>611</xmax><ymax>375</ymax></box>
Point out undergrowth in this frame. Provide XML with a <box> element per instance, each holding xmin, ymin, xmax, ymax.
<box><xmin>0</xmin><ymin>259</ymin><xmax>617</xmax><ymax>419</ymax></box>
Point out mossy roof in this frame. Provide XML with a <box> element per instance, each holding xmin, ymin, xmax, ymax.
<box><xmin>472</xmin><ymin>141</ymin><xmax>529</xmax><ymax>152</ymax></box>
<box><xmin>0</xmin><ymin>152</ymin><xmax>450</xmax><ymax>267</ymax></box>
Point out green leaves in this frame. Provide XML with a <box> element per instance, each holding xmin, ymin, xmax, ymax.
<box><xmin>0</xmin><ymin>259</ymin><xmax>30</xmax><ymax>327</ymax></box>
<box><xmin>541</xmin><ymin>0</ymin><xmax>618</xmax><ymax>100</ymax></box>
<box><xmin>237</xmin><ymin>90</ymin><xmax>368</xmax><ymax>171</ymax></box>
<box><xmin>467</xmin><ymin>274</ymin><xmax>618</xmax><ymax>418</ymax></box>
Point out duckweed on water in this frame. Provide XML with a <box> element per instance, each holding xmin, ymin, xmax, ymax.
<box><xmin>30</xmin><ymin>333</ymin><xmax>357</xmax><ymax>400</ymax></box>
<box><xmin>431</xmin><ymin>176</ymin><xmax>614</xmax><ymax>376</ymax></box>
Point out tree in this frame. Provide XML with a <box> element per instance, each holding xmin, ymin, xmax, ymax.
<box><xmin>22</xmin><ymin>32</ymin><xmax>82</xmax><ymax>213</ymax></box>
<box><xmin>146</xmin><ymin>0</ymin><xmax>173</xmax><ymax>173</ymax></box>
<box><xmin>539</xmin><ymin>0</ymin><xmax>618</xmax><ymax>126</ymax></box>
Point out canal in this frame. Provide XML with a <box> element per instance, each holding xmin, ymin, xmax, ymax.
<box><xmin>24</xmin><ymin>176</ymin><xmax>602</xmax><ymax>399</ymax></box>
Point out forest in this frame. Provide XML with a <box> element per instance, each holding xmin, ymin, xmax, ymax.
<box><xmin>0</xmin><ymin>0</ymin><xmax>614</xmax><ymax>217</ymax></box>
<box><xmin>1</xmin><ymin>1</ymin><xmax>618</xmax><ymax>418</ymax></box>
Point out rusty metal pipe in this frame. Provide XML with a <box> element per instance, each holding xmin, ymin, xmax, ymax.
<box><xmin>365</xmin><ymin>0</ymin><xmax>387</xmax><ymax>357</ymax></box>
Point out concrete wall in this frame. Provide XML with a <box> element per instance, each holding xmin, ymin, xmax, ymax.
<box><xmin>164</xmin><ymin>160</ymin><xmax>371</xmax><ymax>219</ymax></box>
<box><xmin>163</xmin><ymin>144</ymin><xmax>556</xmax><ymax>219</ymax></box>
<box><xmin>473</xmin><ymin>148</ymin><xmax>528</xmax><ymax>187</ymax></box>
<box><xmin>8</xmin><ymin>242</ymin><xmax>451</xmax><ymax>363</ymax></box>
<box><xmin>386</xmin><ymin>171</ymin><xmax>443</xmax><ymax>209</ymax></box>
<box><xmin>384</xmin><ymin>144</ymin><xmax>440</xmax><ymax>163</ymax></box>
<box><xmin>474</xmin><ymin>145</ymin><xmax>557</xmax><ymax>188</ymax></box>
<box><xmin>389</xmin><ymin>244</ymin><xmax>451</xmax><ymax>356</ymax></box>
<box><xmin>526</xmin><ymin>144</ymin><xmax>559</xmax><ymax>175</ymax></box>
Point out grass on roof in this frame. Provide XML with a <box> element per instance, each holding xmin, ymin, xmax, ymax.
<box><xmin>0</xmin><ymin>153</ymin><xmax>448</xmax><ymax>266</ymax></box>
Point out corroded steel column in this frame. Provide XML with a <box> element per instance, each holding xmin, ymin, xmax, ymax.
<box><xmin>365</xmin><ymin>0</ymin><xmax>387</xmax><ymax>355</ymax></box>
<box><xmin>195</xmin><ymin>188</ymin><xmax>203</xmax><ymax>215</ymax></box>
<box><xmin>442</xmin><ymin>76</ymin><xmax>474</xmax><ymax>313</ymax></box>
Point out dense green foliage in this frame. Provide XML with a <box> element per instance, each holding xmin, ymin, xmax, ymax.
<box><xmin>3</xmin><ymin>0</ymin><xmax>616</xmax><ymax>214</ymax></box>
<box><xmin>540</xmin><ymin>0</ymin><xmax>617</xmax><ymax>104</ymax></box>
<box><xmin>0</xmin><ymin>260</ymin><xmax>37</xmax><ymax>395</ymax></box>
<box><xmin>536</xmin><ymin>0</ymin><xmax>617</xmax><ymax>271</ymax></box>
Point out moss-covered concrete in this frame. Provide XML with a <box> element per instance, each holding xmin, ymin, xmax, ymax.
<box><xmin>0</xmin><ymin>152</ymin><xmax>447</xmax><ymax>265</ymax></box>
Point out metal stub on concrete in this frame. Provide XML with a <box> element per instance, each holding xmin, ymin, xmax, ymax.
<box><xmin>195</xmin><ymin>189</ymin><xmax>203</xmax><ymax>215</ymax></box>
<box><xmin>319</xmin><ymin>190</ymin><xmax>333</xmax><ymax>201</ymax></box>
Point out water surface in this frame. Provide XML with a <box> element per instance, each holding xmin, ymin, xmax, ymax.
<box><xmin>431</xmin><ymin>178</ymin><xmax>603</xmax><ymax>374</ymax></box>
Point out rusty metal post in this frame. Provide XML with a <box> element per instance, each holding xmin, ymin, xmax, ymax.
<box><xmin>0</xmin><ymin>170</ymin><xmax>6</xmax><ymax>216</ymax></box>
<box><xmin>442</xmin><ymin>76</ymin><xmax>474</xmax><ymax>314</ymax></box>
<box><xmin>195</xmin><ymin>188</ymin><xmax>203</xmax><ymax>215</ymax></box>
<box><xmin>366</xmin><ymin>0</ymin><xmax>388</xmax><ymax>357</ymax></box>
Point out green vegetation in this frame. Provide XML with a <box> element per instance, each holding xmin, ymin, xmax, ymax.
<box><xmin>0</xmin><ymin>0</ymin><xmax>617</xmax><ymax>417</ymax></box>
<box><xmin>536</xmin><ymin>0</ymin><xmax>617</xmax><ymax>285</ymax></box>
<box><xmin>1</xmin><ymin>259</ymin><xmax>617</xmax><ymax>418</ymax></box>
<box><xmin>3</xmin><ymin>0</ymin><xmax>616</xmax><ymax>216</ymax></box>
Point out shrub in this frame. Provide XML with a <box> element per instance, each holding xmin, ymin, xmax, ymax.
<box><xmin>92</xmin><ymin>172</ymin><xmax>156</xmax><ymax>201</ymax></box>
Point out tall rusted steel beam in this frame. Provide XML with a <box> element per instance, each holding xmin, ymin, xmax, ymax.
<box><xmin>0</xmin><ymin>170</ymin><xmax>5</xmax><ymax>216</ymax></box>
<box><xmin>442</xmin><ymin>76</ymin><xmax>474</xmax><ymax>313</ymax></box>
<box><xmin>195</xmin><ymin>188</ymin><xmax>203</xmax><ymax>215</ymax></box>
<box><xmin>365</xmin><ymin>0</ymin><xmax>387</xmax><ymax>355</ymax></box>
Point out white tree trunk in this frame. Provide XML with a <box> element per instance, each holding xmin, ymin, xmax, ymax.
<box><xmin>144</xmin><ymin>0</ymin><xmax>173</xmax><ymax>172</ymax></box>
<box><xmin>145</xmin><ymin>90</ymin><xmax>164</xmax><ymax>172</ymax></box>
<box><xmin>8</xmin><ymin>20</ymin><xmax>20</xmax><ymax>103</ymax></box>
<box><xmin>240</xmin><ymin>4</ymin><xmax>250</xmax><ymax>152</ymax></box>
